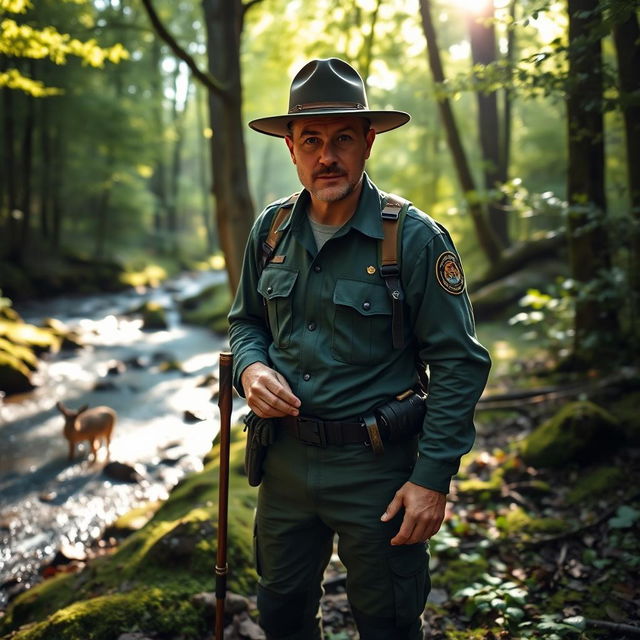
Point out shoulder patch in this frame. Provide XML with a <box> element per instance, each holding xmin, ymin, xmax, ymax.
<box><xmin>435</xmin><ymin>251</ymin><xmax>465</xmax><ymax>295</ymax></box>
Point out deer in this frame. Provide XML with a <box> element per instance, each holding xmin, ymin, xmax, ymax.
<box><xmin>55</xmin><ymin>401</ymin><xmax>116</xmax><ymax>463</ymax></box>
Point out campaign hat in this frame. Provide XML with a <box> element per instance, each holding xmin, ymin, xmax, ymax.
<box><xmin>249</xmin><ymin>57</ymin><xmax>410</xmax><ymax>138</ymax></box>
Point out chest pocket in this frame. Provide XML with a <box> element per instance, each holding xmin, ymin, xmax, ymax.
<box><xmin>257</xmin><ymin>267</ymin><xmax>298</xmax><ymax>349</ymax></box>
<box><xmin>332</xmin><ymin>279</ymin><xmax>392</xmax><ymax>365</ymax></box>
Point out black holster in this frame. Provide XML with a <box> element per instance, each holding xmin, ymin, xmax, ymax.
<box><xmin>375</xmin><ymin>390</ymin><xmax>426</xmax><ymax>443</ymax></box>
<box><xmin>243</xmin><ymin>411</ymin><xmax>275</xmax><ymax>487</ymax></box>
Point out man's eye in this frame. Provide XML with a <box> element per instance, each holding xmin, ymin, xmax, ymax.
<box><xmin>303</xmin><ymin>137</ymin><xmax>319</xmax><ymax>145</ymax></box>
<box><xmin>337</xmin><ymin>134</ymin><xmax>353</xmax><ymax>143</ymax></box>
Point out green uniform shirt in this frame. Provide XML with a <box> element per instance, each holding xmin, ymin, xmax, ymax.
<box><xmin>228</xmin><ymin>174</ymin><xmax>491</xmax><ymax>494</ymax></box>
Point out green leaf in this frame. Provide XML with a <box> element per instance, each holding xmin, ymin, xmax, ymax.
<box><xmin>609</xmin><ymin>506</ymin><xmax>640</xmax><ymax>529</ymax></box>
<box><xmin>563</xmin><ymin>616</ymin><xmax>587</xmax><ymax>630</ymax></box>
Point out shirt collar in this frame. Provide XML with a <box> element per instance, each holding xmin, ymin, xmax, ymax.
<box><xmin>280</xmin><ymin>173</ymin><xmax>384</xmax><ymax>240</ymax></box>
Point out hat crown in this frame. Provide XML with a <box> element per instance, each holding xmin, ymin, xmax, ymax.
<box><xmin>288</xmin><ymin>58</ymin><xmax>369</xmax><ymax>113</ymax></box>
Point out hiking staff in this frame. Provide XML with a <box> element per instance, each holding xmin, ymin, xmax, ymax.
<box><xmin>215</xmin><ymin>351</ymin><xmax>233</xmax><ymax>638</ymax></box>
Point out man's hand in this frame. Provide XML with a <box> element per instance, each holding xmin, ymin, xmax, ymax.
<box><xmin>241</xmin><ymin>362</ymin><xmax>301</xmax><ymax>418</ymax></box>
<box><xmin>380</xmin><ymin>482</ymin><xmax>446</xmax><ymax>545</ymax></box>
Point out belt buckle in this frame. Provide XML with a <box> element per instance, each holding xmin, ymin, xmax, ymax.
<box><xmin>297</xmin><ymin>417</ymin><xmax>327</xmax><ymax>447</ymax></box>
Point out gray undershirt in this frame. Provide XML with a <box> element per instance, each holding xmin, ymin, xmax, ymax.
<box><xmin>308</xmin><ymin>215</ymin><xmax>341</xmax><ymax>251</ymax></box>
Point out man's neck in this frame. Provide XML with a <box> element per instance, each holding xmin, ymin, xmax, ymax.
<box><xmin>308</xmin><ymin>179</ymin><xmax>364</xmax><ymax>226</ymax></box>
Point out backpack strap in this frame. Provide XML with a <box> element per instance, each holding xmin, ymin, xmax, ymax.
<box><xmin>380</xmin><ymin>193</ymin><xmax>410</xmax><ymax>349</ymax></box>
<box><xmin>260</xmin><ymin>192</ymin><xmax>299</xmax><ymax>274</ymax></box>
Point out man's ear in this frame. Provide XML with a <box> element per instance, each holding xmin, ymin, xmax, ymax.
<box><xmin>285</xmin><ymin>135</ymin><xmax>296</xmax><ymax>164</ymax></box>
<box><xmin>364</xmin><ymin>127</ymin><xmax>376</xmax><ymax>160</ymax></box>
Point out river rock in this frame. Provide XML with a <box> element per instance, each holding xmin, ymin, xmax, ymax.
<box><xmin>183</xmin><ymin>409</ymin><xmax>206</xmax><ymax>423</ymax></box>
<box><xmin>191</xmin><ymin>591</ymin><xmax>250</xmax><ymax>617</ymax></box>
<box><xmin>103</xmin><ymin>461</ymin><xmax>145</xmax><ymax>483</ymax></box>
<box><xmin>231</xmin><ymin>610</ymin><xmax>266</xmax><ymax>639</ymax></box>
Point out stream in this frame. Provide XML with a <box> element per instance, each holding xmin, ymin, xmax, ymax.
<box><xmin>0</xmin><ymin>270</ymin><xmax>247</xmax><ymax>611</ymax></box>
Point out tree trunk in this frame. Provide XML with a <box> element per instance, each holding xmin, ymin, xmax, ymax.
<box><xmin>419</xmin><ymin>0</ymin><xmax>503</xmax><ymax>266</ymax></box>
<box><xmin>19</xmin><ymin>67</ymin><xmax>36</xmax><ymax>264</ymax></box>
<box><xmin>166</xmin><ymin>64</ymin><xmax>188</xmax><ymax>257</ymax></box>
<box><xmin>196</xmin><ymin>81</ymin><xmax>215</xmax><ymax>253</ymax></box>
<box><xmin>469</xmin><ymin>0</ymin><xmax>509</xmax><ymax>246</ymax></box>
<box><xmin>148</xmin><ymin>39</ymin><xmax>169</xmax><ymax>251</ymax></box>
<box><xmin>566</xmin><ymin>0</ymin><xmax>618</xmax><ymax>363</ymax></box>
<box><xmin>2</xmin><ymin>66</ymin><xmax>19</xmax><ymax>259</ymax></box>
<box><xmin>202</xmin><ymin>0</ymin><xmax>255</xmax><ymax>294</ymax></box>
<box><xmin>611</xmin><ymin>4</ymin><xmax>640</xmax><ymax>342</ymax></box>
<box><xmin>51</xmin><ymin>125</ymin><xmax>64</xmax><ymax>250</ymax></box>
<box><xmin>39</xmin><ymin>99</ymin><xmax>52</xmax><ymax>240</ymax></box>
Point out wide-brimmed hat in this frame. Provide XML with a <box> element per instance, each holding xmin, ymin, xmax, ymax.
<box><xmin>249</xmin><ymin>58</ymin><xmax>410</xmax><ymax>138</ymax></box>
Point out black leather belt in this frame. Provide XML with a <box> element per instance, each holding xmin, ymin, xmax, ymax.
<box><xmin>280</xmin><ymin>415</ymin><xmax>383</xmax><ymax>447</ymax></box>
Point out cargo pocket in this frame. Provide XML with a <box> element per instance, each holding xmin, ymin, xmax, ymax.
<box><xmin>257</xmin><ymin>267</ymin><xmax>298</xmax><ymax>348</ymax></box>
<box><xmin>332</xmin><ymin>279</ymin><xmax>392</xmax><ymax>364</ymax></box>
<box><xmin>388</xmin><ymin>544</ymin><xmax>430</xmax><ymax>626</ymax></box>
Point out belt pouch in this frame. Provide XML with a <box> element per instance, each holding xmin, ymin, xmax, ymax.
<box><xmin>375</xmin><ymin>391</ymin><xmax>426</xmax><ymax>442</ymax></box>
<box><xmin>243</xmin><ymin>411</ymin><xmax>275</xmax><ymax>487</ymax></box>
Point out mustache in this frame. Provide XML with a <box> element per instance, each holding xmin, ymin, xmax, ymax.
<box><xmin>314</xmin><ymin>165</ymin><xmax>345</xmax><ymax>178</ymax></box>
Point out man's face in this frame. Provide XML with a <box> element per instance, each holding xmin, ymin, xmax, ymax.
<box><xmin>285</xmin><ymin>116</ymin><xmax>375</xmax><ymax>203</ymax></box>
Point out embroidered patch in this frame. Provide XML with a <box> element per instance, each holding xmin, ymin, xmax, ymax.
<box><xmin>435</xmin><ymin>251</ymin><xmax>465</xmax><ymax>295</ymax></box>
<box><xmin>366</xmin><ymin>265</ymin><xmax>376</xmax><ymax>275</ymax></box>
<box><xmin>271</xmin><ymin>255</ymin><xmax>286</xmax><ymax>264</ymax></box>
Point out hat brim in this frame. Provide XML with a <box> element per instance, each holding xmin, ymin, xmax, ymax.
<box><xmin>248</xmin><ymin>109</ymin><xmax>410</xmax><ymax>138</ymax></box>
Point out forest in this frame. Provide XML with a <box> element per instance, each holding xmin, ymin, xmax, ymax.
<box><xmin>0</xmin><ymin>0</ymin><xmax>639</xmax><ymax>639</ymax></box>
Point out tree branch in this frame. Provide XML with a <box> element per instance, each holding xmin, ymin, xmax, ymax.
<box><xmin>243</xmin><ymin>0</ymin><xmax>264</xmax><ymax>14</ymax></box>
<box><xmin>139</xmin><ymin>0</ymin><xmax>228</xmax><ymax>97</ymax></box>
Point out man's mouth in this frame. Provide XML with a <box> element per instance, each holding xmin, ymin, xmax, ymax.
<box><xmin>315</xmin><ymin>171</ymin><xmax>345</xmax><ymax>180</ymax></box>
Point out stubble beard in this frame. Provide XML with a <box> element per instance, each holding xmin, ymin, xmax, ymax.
<box><xmin>299</xmin><ymin>167</ymin><xmax>362</xmax><ymax>203</ymax></box>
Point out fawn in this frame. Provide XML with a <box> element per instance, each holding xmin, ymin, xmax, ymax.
<box><xmin>55</xmin><ymin>401</ymin><xmax>116</xmax><ymax>462</ymax></box>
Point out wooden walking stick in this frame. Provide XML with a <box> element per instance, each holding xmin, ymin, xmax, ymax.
<box><xmin>215</xmin><ymin>351</ymin><xmax>233</xmax><ymax>639</ymax></box>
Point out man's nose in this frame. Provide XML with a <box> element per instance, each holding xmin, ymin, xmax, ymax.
<box><xmin>318</xmin><ymin>141</ymin><xmax>338</xmax><ymax>165</ymax></box>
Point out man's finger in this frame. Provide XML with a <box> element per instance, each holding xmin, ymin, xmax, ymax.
<box><xmin>380</xmin><ymin>493</ymin><xmax>403</xmax><ymax>522</ymax></box>
<box><xmin>390</xmin><ymin>514</ymin><xmax>416</xmax><ymax>546</ymax></box>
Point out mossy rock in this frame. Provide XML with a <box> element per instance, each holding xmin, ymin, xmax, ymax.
<box><xmin>610</xmin><ymin>390</ymin><xmax>640</xmax><ymax>444</ymax></box>
<box><xmin>40</xmin><ymin>318</ymin><xmax>83</xmax><ymax>350</ymax></box>
<box><xmin>567</xmin><ymin>466</ymin><xmax>627</xmax><ymax>505</ymax></box>
<box><xmin>0</xmin><ymin>319</ymin><xmax>60</xmax><ymax>354</ymax></box>
<box><xmin>139</xmin><ymin>301</ymin><xmax>169</xmax><ymax>330</ymax></box>
<box><xmin>0</xmin><ymin>426</ymin><xmax>257</xmax><ymax>640</ymax></box>
<box><xmin>180</xmin><ymin>283</ymin><xmax>231</xmax><ymax>334</ymax></box>
<box><xmin>0</xmin><ymin>336</ymin><xmax>38</xmax><ymax>395</ymax></box>
<box><xmin>495</xmin><ymin>505</ymin><xmax>568</xmax><ymax>538</ymax></box>
<box><xmin>520</xmin><ymin>401</ymin><xmax>622</xmax><ymax>468</ymax></box>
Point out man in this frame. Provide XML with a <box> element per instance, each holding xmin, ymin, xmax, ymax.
<box><xmin>229</xmin><ymin>58</ymin><xmax>491</xmax><ymax>640</ymax></box>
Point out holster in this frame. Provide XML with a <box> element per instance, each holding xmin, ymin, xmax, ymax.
<box><xmin>375</xmin><ymin>390</ymin><xmax>427</xmax><ymax>443</ymax></box>
<box><xmin>243</xmin><ymin>411</ymin><xmax>275</xmax><ymax>487</ymax></box>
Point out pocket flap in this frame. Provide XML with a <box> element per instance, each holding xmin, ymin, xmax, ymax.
<box><xmin>258</xmin><ymin>268</ymin><xmax>298</xmax><ymax>300</ymax></box>
<box><xmin>333</xmin><ymin>279</ymin><xmax>391</xmax><ymax>317</ymax></box>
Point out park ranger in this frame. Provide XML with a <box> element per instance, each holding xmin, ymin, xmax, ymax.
<box><xmin>228</xmin><ymin>57</ymin><xmax>491</xmax><ymax>640</ymax></box>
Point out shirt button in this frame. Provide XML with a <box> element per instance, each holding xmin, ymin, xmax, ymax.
<box><xmin>303</xmin><ymin>373</ymin><xmax>311</xmax><ymax>381</ymax></box>
<box><xmin>313</xmin><ymin>265</ymin><xmax>321</xmax><ymax>272</ymax></box>
<box><xmin>307</xmin><ymin>322</ymin><xmax>316</xmax><ymax>331</ymax></box>
<box><xmin>266</xmin><ymin>286</ymin><xmax>273</xmax><ymax>294</ymax></box>
<box><xmin>362</xmin><ymin>301</ymin><xmax>371</xmax><ymax>311</ymax></box>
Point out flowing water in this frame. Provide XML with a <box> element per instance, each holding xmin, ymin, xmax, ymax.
<box><xmin>0</xmin><ymin>271</ymin><xmax>247</xmax><ymax>610</ymax></box>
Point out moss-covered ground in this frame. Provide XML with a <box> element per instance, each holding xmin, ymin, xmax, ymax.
<box><xmin>0</xmin><ymin>426</ymin><xmax>257</xmax><ymax>640</ymax></box>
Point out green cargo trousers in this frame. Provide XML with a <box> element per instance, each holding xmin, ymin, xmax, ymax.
<box><xmin>255</xmin><ymin>429</ymin><xmax>430</xmax><ymax>640</ymax></box>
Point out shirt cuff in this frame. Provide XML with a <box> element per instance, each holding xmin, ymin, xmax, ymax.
<box><xmin>409</xmin><ymin>455</ymin><xmax>460</xmax><ymax>495</ymax></box>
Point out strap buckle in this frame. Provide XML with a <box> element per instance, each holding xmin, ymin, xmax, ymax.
<box><xmin>296</xmin><ymin>417</ymin><xmax>327</xmax><ymax>447</ymax></box>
